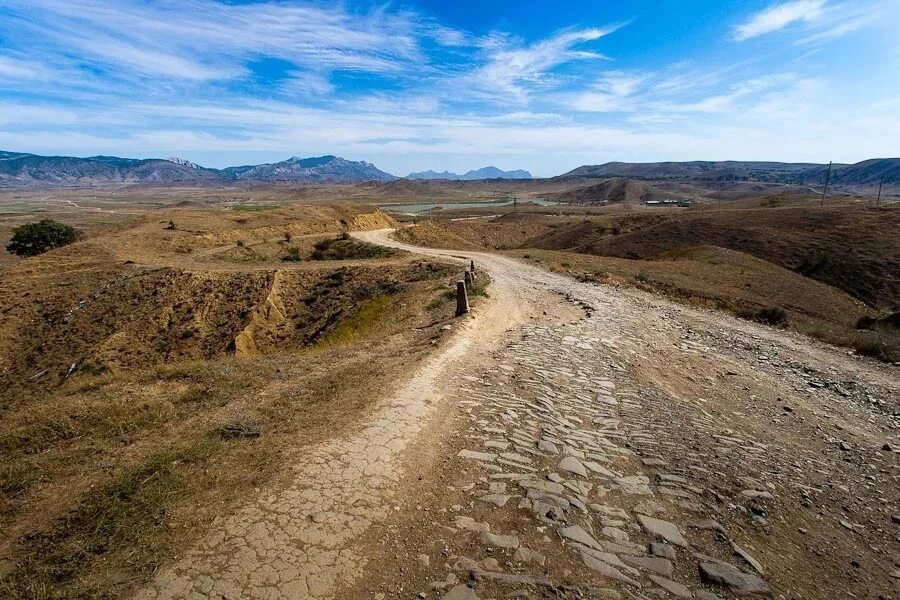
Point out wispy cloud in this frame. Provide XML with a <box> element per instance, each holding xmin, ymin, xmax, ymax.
<box><xmin>0</xmin><ymin>0</ymin><xmax>428</xmax><ymax>82</ymax></box>
<box><xmin>463</xmin><ymin>25</ymin><xmax>625</xmax><ymax>104</ymax></box>
<box><xmin>734</xmin><ymin>0</ymin><xmax>826</xmax><ymax>41</ymax></box>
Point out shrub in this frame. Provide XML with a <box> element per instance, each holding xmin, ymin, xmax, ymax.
<box><xmin>6</xmin><ymin>219</ymin><xmax>79</xmax><ymax>257</ymax></box>
<box><xmin>739</xmin><ymin>306</ymin><xmax>789</xmax><ymax>327</ymax></box>
<box><xmin>282</xmin><ymin>246</ymin><xmax>303</xmax><ymax>262</ymax></box>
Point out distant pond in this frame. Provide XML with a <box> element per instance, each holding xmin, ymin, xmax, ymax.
<box><xmin>377</xmin><ymin>198</ymin><xmax>561</xmax><ymax>214</ymax></box>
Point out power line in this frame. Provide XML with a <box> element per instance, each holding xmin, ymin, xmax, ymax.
<box><xmin>820</xmin><ymin>161</ymin><xmax>832</xmax><ymax>206</ymax></box>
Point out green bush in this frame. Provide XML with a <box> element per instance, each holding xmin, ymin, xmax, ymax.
<box><xmin>6</xmin><ymin>219</ymin><xmax>79</xmax><ymax>257</ymax></box>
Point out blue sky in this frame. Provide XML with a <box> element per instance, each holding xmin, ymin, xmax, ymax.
<box><xmin>0</xmin><ymin>0</ymin><xmax>898</xmax><ymax>177</ymax></box>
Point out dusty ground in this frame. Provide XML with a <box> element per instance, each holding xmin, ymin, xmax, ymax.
<box><xmin>128</xmin><ymin>228</ymin><xmax>898</xmax><ymax>600</ymax></box>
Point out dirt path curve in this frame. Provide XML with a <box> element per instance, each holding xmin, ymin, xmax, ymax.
<box><xmin>134</xmin><ymin>231</ymin><xmax>577</xmax><ymax>600</ymax></box>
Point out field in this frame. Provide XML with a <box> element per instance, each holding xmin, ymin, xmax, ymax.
<box><xmin>0</xmin><ymin>194</ymin><xmax>488</xmax><ymax>598</ymax></box>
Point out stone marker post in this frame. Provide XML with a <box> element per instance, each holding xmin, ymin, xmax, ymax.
<box><xmin>470</xmin><ymin>260</ymin><xmax>475</xmax><ymax>272</ymax></box>
<box><xmin>464</xmin><ymin>270</ymin><xmax>473</xmax><ymax>288</ymax></box>
<box><xmin>455</xmin><ymin>280</ymin><xmax>469</xmax><ymax>316</ymax></box>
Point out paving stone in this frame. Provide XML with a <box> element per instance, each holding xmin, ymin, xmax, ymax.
<box><xmin>471</xmin><ymin>571</ymin><xmax>552</xmax><ymax>586</ymax></box>
<box><xmin>615</xmin><ymin>475</ymin><xmax>653</xmax><ymax>495</ymax></box>
<box><xmin>649</xmin><ymin>542</ymin><xmax>677</xmax><ymax>560</ymax></box>
<box><xmin>637</xmin><ymin>514</ymin><xmax>689</xmax><ymax>547</ymax></box>
<box><xmin>580</xmin><ymin>551</ymin><xmax>641</xmax><ymax>587</ymax></box>
<box><xmin>479</xmin><ymin>531</ymin><xmax>519</xmax><ymax>549</ymax></box>
<box><xmin>442</xmin><ymin>584</ymin><xmax>480</xmax><ymax>600</ymax></box>
<box><xmin>458</xmin><ymin>450</ymin><xmax>498</xmax><ymax>462</ymax></box>
<box><xmin>559</xmin><ymin>456</ymin><xmax>588</xmax><ymax>477</ymax></box>
<box><xmin>512</xmin><ymin>547</ymin><xmax>546</xmax><ymax>566</ymax></box>
<box><xmin>699</xmin><ymin>560</ymin><xmax>773</xmax><ymax>596</ymax></box>
<box><xmin>601</xmin><ymin>526</ymin><xmax>630</xmax><ymax>542</ymax></box>
<box><xmin>621</xmin><ymin>555</ymin><xmax>675</xmax><ymax>577</ymax></box>
<box><xmin>558</xmin><ymin>524</ymin><xmax>602</xmax><ymax>551</ymax></box>
<box><xmin>647</xmin><ymin>575</ymin><xmax>692</xmax><ymax>598</ymax></box>
<box><xmin>478</xmin><ymin>494</ymin><xmax>514</xmax><ymax>507</ymax></box>
<box><xmin>453</xmin><ymin>516</ymin><xmax>490</xmax><ymax>532</ymax></box>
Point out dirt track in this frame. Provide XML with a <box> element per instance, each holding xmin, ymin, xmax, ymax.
<box><xmin>136</xmin><ymin>229</ymin><xmax>899</xmax><ymax>599</ymax></box>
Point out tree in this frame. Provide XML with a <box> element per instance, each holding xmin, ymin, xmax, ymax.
<box><xmin>6</xmin><ymin>219</ymin><xmax>80</xmax><ymax>257</ymax></box>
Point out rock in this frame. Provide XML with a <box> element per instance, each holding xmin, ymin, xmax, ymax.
<box><xmin>647</xmin><ymin>575</ymin><xmax>692</xmax><ymax>598</ymax></box>
<box><xmin>688</xmin><ymin>519</ymin><xmax>726</xmax><ymax>533</ymax></box>
<box><xmin>649</xmin><ymin>542</ymin><xmax>676</xmax><ymax>560</ymax></box>
<box><xmin>479</xmin><ymin>531</ymin><xmax>519</xmax><ymax>549</ymax></box>
<box><xmin>637</xmin><ymin>514</ymin><xmax>689</xmax><ymax>547</ymax></box>
<box><xmin>601</xmin><ymin>526</ymin><xmax>630</xmax><ymax>542</ymax></box>
<box><xmin>580</xmin><ymin>546</ymin><xmax>639</xmax><ymax>575</ymax></box>
<box><xmin>442</xmin><ymin>584</ymin><xmax>480</xmax><ymax>600</ymax></box>
<box><xmin>584</xmin><ymin>461</ymin><xmax>617</xmax><ymax>478</ymax></box>
<box><xmin>622</xmin><ymin>554</ymin><xmax>675</xmax><ymax>577</ymax></box>
<box><xmin>615</xmin><ymin>475</ymin><xmax>653</xmax><ymax>495</ymax></box>
<box><xmin>453</xmin><ymin>516</ymin><xmax>490</xmax><ymax>532</ymax></box>
<box><xmin>580</xmin><ymin>551</ymin><xmax>641</xmax><ymax>587</ymax></box>
<box><xmin>478</xmin><ymin>494</ymin><xmax>513</xmax><ymax>507</ymax></box>
<box><xmin>634</xmin><ymin>500</ymin><xmax>666</xmax><ymax>516</ymax></box>
<box><xmin>538</xmin><ymin>440</ymin><xmax>559</xmax><ymax>454</ymax></box>
<box><xmin>695</xmin><ymin>592</ymin><xmax>724</xmax><ymax>600</ymax></box>
<box><xmin>699</xmin><ymin>560</ymin><xmax>773</xmax><ymax>596</ymax></box>
<box><xmin>740</xmin><ymin>490</ymin><xmax>774</xmax><ymax>500</ymax></box>
<box><xmin>458</xmin><ymin>450</ymin><xmax>498</xmax><ymax>463</ymax></box>
<box><xmin>513</xmin><ymin>547</ymin><xmax>546</xmax><ymax>566</ymax></box>
<box><xmin>731</xmin><ymin>542</ymin><xmax>764</xmax><ymax>575</ymax></box>
<box><xmin>417</xmin><ymin>554</ymin><xmax>430</xmax><ymax>567</ymax></box>
<box><xmin>471</xmin><ymin>571</ymin><xmax>552</xmax><ymax>586</ymax></box>
<box><xmin>558</xmin><ymin>524</ymin><xmax>602</xmax><ymax>550</ymax></box>
<box><xmin>559</xmin><ymin>456</ymin><xmax>588</xmax><ymax>477</ymax></box>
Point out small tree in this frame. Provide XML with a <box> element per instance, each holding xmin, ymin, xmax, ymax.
<box><xmin>6</xmin><ymin>219</ymin><xmax>79</xmax><ymax>257</ymax></box>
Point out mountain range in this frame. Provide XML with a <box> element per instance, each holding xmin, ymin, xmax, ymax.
<box><xmin>0</xmin><ymin>152</ymin><xmax>395</xmax><ymax>187</ymax></box>
<box><xmin>557</xmin><ymin>159</ymin><xmax>900</xmax><ymax>186</ymax></box>
<box><xmin>1</xmin><ymin>151</ymin><xmax>896</xmax><ymax>188</ymax></box>
<box><xmin>406</xmin><ymin>166</ymin><xmax>532</xmax><ymax>180</ymax></box>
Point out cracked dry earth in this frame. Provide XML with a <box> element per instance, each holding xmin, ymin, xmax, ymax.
<box><xmin>137</xmin><ymin>229</ymin><xmax>898</xmax><ymax>600</ymax></box>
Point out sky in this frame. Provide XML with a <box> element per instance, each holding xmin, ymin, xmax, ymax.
<box><xmin>0</xmin><ymin>0</ymin><xmax>898</xmax><ymax>177</ymax></box>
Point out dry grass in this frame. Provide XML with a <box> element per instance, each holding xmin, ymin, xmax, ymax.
<box><xmin>0</xmin><ymin>202</ymin><xmax>474</xmax><ymax>598</ymax></box>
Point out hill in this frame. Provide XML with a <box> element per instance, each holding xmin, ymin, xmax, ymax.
<box><xmin>0</xmin><ymin>152</ymin><xmax>395</xmax><ymax>187</ymax></box>
<box><xmin>550</xmin><ymin>178</ymin><xmax>688</xmax><ymax>204</ymax></box>
<box><xmin>407</xmin><ymin>166</ymin><xmax>532</xmax><ymax>180</ymax></box>
<box><xmin>558</xmin><ymin>161</ymin><xmax>823</xmax><ymax>182</ymax></box>
<box><xmin>557</xmin><ymin>159</ymin><xmax>900</xmax><ymax>188</ymax></box>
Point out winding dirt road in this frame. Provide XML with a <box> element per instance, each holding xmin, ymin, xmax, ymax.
<box><xmin>136</xmin><ymin>229</ymin><xmax>899</xmax><ymax>600</ymax></box>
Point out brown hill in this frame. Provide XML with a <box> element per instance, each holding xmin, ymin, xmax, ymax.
<box><xmin>551</xmin><ymin>178</ymin><xmax>689</xmax><ymax>204</ymax></box>
<box><xmin>538</xmin><ymin>206</ymin><xmax>900</xmax><ymax>310</ymax></box>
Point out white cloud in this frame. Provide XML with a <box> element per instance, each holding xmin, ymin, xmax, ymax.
<box><xmin>734</xmin><ymin>0</ymin><xmax>826</xmax><ymax>41</ymax></box>
<box><xmin>463</xmin><ymin>25</ymin><xmax>623</xmax><ymax>104</ymax></box>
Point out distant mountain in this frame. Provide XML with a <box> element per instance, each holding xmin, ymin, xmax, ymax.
<box><xmin>556</xmin><ymin>159</ymin><xmax>900</xmax><ymax>187</ymax></box>
<box><xmin>222</xmin><ymin>155</ymin><xmax>394</xmax><ymax>183</ymax></box>
<box><xmin>407</xmin><ymin>166</ymin><xmax>532</xmax><ymax>180</ymax></box>
<box><xmin>0</xmin><ymin>152</ymin><xmax>221</xmax><ymax>186</ymax></box>
<box><xmin>558</xmin><ymin>161</ymin><xmax>825</xmax><ymax>182</ymax></box>
<box><xmin>0</xmin><ymin>151</ymin><xmax>396</xmax><ymax>187</ymax></box>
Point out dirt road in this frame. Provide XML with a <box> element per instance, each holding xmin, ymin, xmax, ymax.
<box><xmin>137</xmin><ymin>229</ymin><xmax>899</xmax><ymax>600</ymax></box>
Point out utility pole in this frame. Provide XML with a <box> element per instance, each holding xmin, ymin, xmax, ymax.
<box><xmin>820</xmin><ymin>161</ymin><xmax>832</xmax><ymax>206</ymax></box>
<box><xmin>876</xmin><ymin>174</ymin><xmax>884</xmax><ymax>207</ymax></box>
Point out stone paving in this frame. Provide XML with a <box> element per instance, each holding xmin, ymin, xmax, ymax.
<box><xmin>430</xmin><ymin>295</ymin><xmax>780</xmax><ymax>598</ymax></box>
